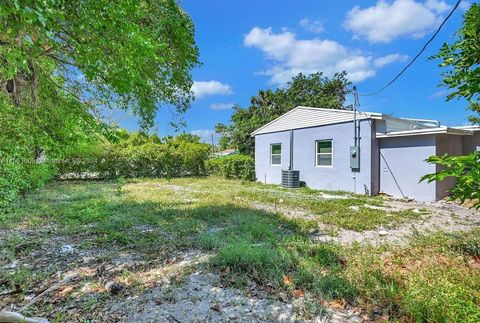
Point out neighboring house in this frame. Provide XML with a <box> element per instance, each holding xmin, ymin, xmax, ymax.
<box><xmin>252</xmin><ymin>106</ymin><xmax>480</xmax><ymax>202</ymax></box>
<box><xmin>213</xmin><ymin>148</ymin><xmax>238</xmax><ymax>157</ymax></box>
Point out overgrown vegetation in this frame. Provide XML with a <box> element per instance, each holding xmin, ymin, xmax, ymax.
<box><xmin>2</xmin><ymin>178</ymin><xmax>477</xmax><ymax>321</ymax></box>
<box><xmin>0</xmin><ymin>0</ymin><xmax>199</xmax><ymax>206</ymax></box>
<box><xmin>344</xmin><ymin>231</ymin><xmax>480</xmax><ymax>322</ymax></box>
<box><xmin>206</xmin><ymin>154</ymin><xmax>255</xmax><ymax>180</ymax></box>
<box><xmin>425</xmin><ymin>3</ymin><xmax>480</xmax><ymax>208</ymax></box>
<box><xmin>58</xmin><ymin>132</ymin><xmax>212</xmax><ymax>179</ymax></box>
<box><xmin>422</xmin><ymin>152</ymin><xmax>480</xmax><ymax>208</ymax></box>
<box><xmin>433</xmin><ymin>3</ymin><xmax>480</xmax><ymax>124</ymax></box>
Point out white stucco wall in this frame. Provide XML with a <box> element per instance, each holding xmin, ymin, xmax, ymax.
<box><xmin>379</xmin><ymin>135</ymin><xmax>437</xmax><ymax>201</ymax></box>
<box><xmin>254</xmin><ymin>120</ymin><xmax>373</xmax><ymax>194</ymax></box>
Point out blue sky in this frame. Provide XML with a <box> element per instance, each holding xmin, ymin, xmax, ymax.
<box><xmin>118</xmin><ymin>0</ymin><xmax>473</xmax><ymax>142</ymax></box>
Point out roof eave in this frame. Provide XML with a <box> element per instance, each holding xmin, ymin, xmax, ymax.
<box><xmin>376</xmin><ymin>127</ymin><xmax>473</xmax><ymax>138</ymax></box>
<box><xmin>251</xmin><ymin>106</ymin><xmax>380</xmax><ymax>136</ymax></box>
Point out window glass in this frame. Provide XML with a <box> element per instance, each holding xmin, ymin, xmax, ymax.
<box><xmin>271</xmin><ymin>144</ymin><xmax>281</xmax><ymax>165</ymax></box>
<box><xmin>271</xmin><ymin>155</ymin><xmax>281</xmax><ymax>165</ymax></box>
<box><xmin>316</xmin><ymin>140</ymin><xmax>332</xmax><ymax>166</ymax></box>
<box><xmin>317</xmin><ymin>154</ymin><xmax>332</xmax><ymax>166</ymax></box>
<box><xmin>271</xmin><ymin>144</ymin><xmax>281</xmax><ymax>155</ymax></box>
<box><xmin>317</xmin><ymin>141</ymin><xmax>332</xmax><ymax>154</ymax></box>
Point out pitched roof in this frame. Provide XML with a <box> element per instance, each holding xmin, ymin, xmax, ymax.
<box><xmin>251</xmin><ymin>106</ymin><xmax>382</xmax><ymax>136</ymax></box>
<box><xmin>251</xmin><ymin>106</ymin><xmax>478</xmax><ymax>137</ymax></box>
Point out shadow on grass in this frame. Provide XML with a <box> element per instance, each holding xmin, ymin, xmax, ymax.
<box><xmin>1</xmin><ymin>180</ymin><xmax>357</xmax><ymax>311</ymax></box>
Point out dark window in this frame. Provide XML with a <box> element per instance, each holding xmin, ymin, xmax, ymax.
<box><xmin>316</xmin><ymin>140</ymin><xmax>333</xmax><ymax>166</ymax></box>
<box><xmin>271</xmin><ymin>143</ymin><xmax>281</xmax><ymax>165</ymax></box>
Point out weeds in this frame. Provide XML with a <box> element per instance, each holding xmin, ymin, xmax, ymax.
<box><xmin>0</xmin><ymin>178</ymin><xmax>478</xmax><ymax>322</ymax></box>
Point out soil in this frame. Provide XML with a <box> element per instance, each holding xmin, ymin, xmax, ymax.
<box><xmin>251</xmin><ymin>198</ymin><xmax>480</xmax><ymax>246</ymax></box>
<box><xmin>2</xmin><ymin>184</ymin><xmax>479</xmax><ymax>322</ymax></box>
<box><xmin>101</xmin><ymin>256</ymin><xmax>363</xmax><ymax>323</ymax></box>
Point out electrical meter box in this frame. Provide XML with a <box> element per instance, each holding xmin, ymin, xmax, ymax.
<box><xmin>350</xmin><ymin>146</ymin><xmax>360</xmax><ymax>169</ymax></box>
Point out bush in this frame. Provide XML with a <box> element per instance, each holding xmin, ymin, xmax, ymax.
<box><xmin>0</xmin><ymin>161</ymin><xmax>56</xmax><ymax>208</ymax></box>
<box><xmin>57</xmin><ymin>139</ymin><xmax>212</xmax><ymax>179</ymax></box>
<box><xmin>421</xmin><ymin>152</ymin><xmax>480</xmax><ymax>208</ymax></box>
<box><xmin>206</xmin><ymin>154</ymin><xmax>254</xmax><ymax>180</ymax></box>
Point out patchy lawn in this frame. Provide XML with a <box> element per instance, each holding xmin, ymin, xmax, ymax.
<box><xmin>1</xmin><ymin>178</ymin><xmax>479</xmax><ymax>322</ymax></box>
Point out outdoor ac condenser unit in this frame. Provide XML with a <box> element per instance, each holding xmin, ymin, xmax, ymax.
<box><xmin>281</xmin><ymin>170</ymin><xmax>300</xmax><ymax>188</ymax></box>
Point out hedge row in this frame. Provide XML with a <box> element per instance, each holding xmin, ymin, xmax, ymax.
<box><xmin>1</xmin><ymin>139</ymin><xmax>255</xmax><ymax>206</ymax></box>
<box><xmin>206</xmin><ymin>154</ymin><xmax>255</xmax><ymax>180</ymax></box>
<box><xmin>58</xmin><ymin>148</ymin><xmax>255</xmax><ymax>181</ymax></box>
<box><xmin>57</xmin><ymin>142</ymin><xmax>212</xmax><ymax>179</ymax></box>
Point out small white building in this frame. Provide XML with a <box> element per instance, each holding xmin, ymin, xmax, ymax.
<box><xmin>252</xmin><ymin>106</ymin><xmax>480</xmax><ymax>201</ymax></box>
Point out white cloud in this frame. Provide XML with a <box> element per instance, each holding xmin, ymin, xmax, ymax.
<box><xmin>299</xmin><ymin>18</ymin><xmax>324</xmax><ymax>34</ymax></box>
<box><xmin>244</xmin><ymin>27</ymin><xmax>295</xmax><ymax>61</ymax></box>
<box><xmin>373</xmin><ymin>54</ymin><xmax>408</xmax><ymax>68</ymax></box>
<box><xmin>210</xmin><ymin>102</ymin><xmax>235</xmax><ymax>110</ymax></box>
<box><xmin>189</xmin><ymin>129</ymin><xmax>221</xmax><ymax>144</ymax></box>
<box><xmin>244</xmin><ymin>27</ymin><xmax>406</xmax><ymax>85</ymax></box>
<box><xmin>192</xmin><ymin>81</ymin><xmax>232</xmax><ymax>99</ymax></box>
<box><xmin>429</xmin><ymin>89</ymin><xmax>452</xmax><ymax>99</ymax></box>
<box><xmin>344</xmin><ymin>0</ymin><xmax>452</xmax><ymax>43</ymax></box>
<box><xmin>425</xmin><ymin>0</ymin><xmax>452</xmax><ymax>13</ymax></box>
<box><xmin>459</xmin><ymin>1</ymin><xmax>472</xmax><ymax>11</ymax></box>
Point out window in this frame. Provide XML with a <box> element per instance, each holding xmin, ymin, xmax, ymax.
<box><xmin>316</xmin><ymin>140</ymin><xmax>333</xmax><ymax>167</ymax></box>
<box><xmin>270</xmin><ymin>143</ymin><xmax>281</xmax><ymax>165</ymax></box>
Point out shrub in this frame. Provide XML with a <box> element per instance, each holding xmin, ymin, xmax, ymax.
<box><xmin>57</xmin><ymin>139</ymin><xmax>211</xmax><ymax>179</ymax></box>
<box><xmin>421</xmin><ymin>152</ymin><xmax>480</xmax><ymax>208</ymax></box>
<box><xmin>206</xmin><ymin>154</ymin><xmax>254</xmax><ymax>180</ymax></box>
<box><xmin>0</xmin><ymin>162</ymin><xmax>26</xmax><ymax>208</ymax></box>
<box><xmin>0</xmin><ymin>161</ymin><xmax>56</xmax><ymax>208</ymax></box>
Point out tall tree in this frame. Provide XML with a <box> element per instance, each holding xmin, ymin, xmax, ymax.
<box><xmin>432</xmin><ymin>3</ymin><xmax>480</xmax><ymax>124</ymax></box>
<box><xmin>216</xmin><ymin>72</ymin><xmax>351</xmax><ymax>155</ymax></box>
<box><xmin>422</xmin><ymin>4</ymin><xmax>480</xmax><ymax>208</ymax></box>
<box><xmin>0</xmin><ymin>0</ymin><xmax>199</xmax><ymax>128</ymax></box>
<box><xmin>0</xmin><ymin>0</ymin><xmax>199</xmax><ymax>206</ymax></box>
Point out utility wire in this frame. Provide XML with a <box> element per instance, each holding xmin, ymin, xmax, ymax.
<box><xmin>359</xmin><ymin>0</ymin><xmax>462</xmax><ymax>97</ymax></box>
<box><xmin>353</xmin><ymin>87</ymin><xmax>408</xmax><ymax>198</ymax></box>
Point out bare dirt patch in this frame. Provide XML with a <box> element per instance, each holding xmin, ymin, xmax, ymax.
<box><xmin>103</xmin><ymin>270</ymin><xmax>363</xmax><ymax>323</ymax></box>
<box><xmin>250</xmin><ymin>198</ymin><xmax>480</xmax><ymax>246</ymax></box>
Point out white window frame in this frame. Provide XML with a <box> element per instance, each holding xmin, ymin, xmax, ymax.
<box><xmin>315</xmin><ymin>139</ymin><xmax>333</xmax><ymax>167</ymax></box>
<box><xmin>270</xmin><ymin>143</ymin><xmax>282</xmax><ymax>166</ymax></box>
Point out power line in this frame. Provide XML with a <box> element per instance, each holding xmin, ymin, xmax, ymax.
<box><xmin>353</xmin><ymin>87</ymin><xmax>408</xmax><ymax>198</ymax></box>
<box><xmin>359</xmin><ymin>0</ymin><xmax>462</xmax><ymax>97</ymax></box>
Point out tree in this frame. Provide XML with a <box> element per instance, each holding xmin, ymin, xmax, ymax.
<box><xmin>0</xmin><ymin>0</ymin><xmax>199</xmax><ymax>206</ymax></box>
<box><xmin>0</xmin><ymin>0</ymin><xmax>199</xmax><ymax>128</ymax></box>
<box><xmin>422</xmin><ymin>153</ymin><xmax>480</xmax><ymax>208</ymax></box>
<box><xmin>432</xmin><ymin>3</ymin><xmax>480</xmax><ymax>124</ymax></box>
<box><xmin>216</xmin><ymin>72</ymin><xmax>351</xmax><ymax>155</ymax></box>
<box><xmin>422</xmin><ymin>4</ymin><xmax>480</xmax><ymax>208</ymax></box>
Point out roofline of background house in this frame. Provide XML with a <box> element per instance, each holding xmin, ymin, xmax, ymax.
<box><xmin>376</xmin><ymin>127</ymin><xmax>473</xmax><ymax>138</ymax></box>
<box><xmin>453</xmin><ymin>125</ymin><xmax>480</xmax><ymax>131</ymax></box>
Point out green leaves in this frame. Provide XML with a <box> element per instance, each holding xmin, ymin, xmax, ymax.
<box><xmin>206</xmin><ymin>155</ymin><xmax>255</xmax><ymax>180</ymax></box>
<box><xmin>0</xmin><ymin>0</ymin><xmax>199</xmax><ymax>205</ymax></box>
<box><xmin>421</xmin><ymin>152</ymin><xmax>480</xmax><ymax>208</ymax></box>
<box><xmin>56</xmin><ymin>132</ymin><xmax>212</xmax><ymax>179</ymax></box>
<box><xmin>217</xmin><ymin>72</ymin><xmax>351</xmax><ymax>155</ymax></box>
<box><xmin>0</xmin><ymin>0</ymin><xmax>199</xmax><ymax>128</ymax></box>
<box><xmin>432</xmin><ymin>4</ymin><xmax>480</xmax><ymax>125</ymax></box>
<box><xmin>423</xmin><ymin>4</ymin><xmax>480</xmax><ymax>208</ymax></box>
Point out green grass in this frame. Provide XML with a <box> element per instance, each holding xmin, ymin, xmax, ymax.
<box><xmin>343</xmin><ymin>230</ymin><xmax>480</xmax><ymax>322</ymax></box>
<box><xmin>1</xmin><ymin>177</ymin><xmax>478</xmax><ymax>322</ymax></box>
